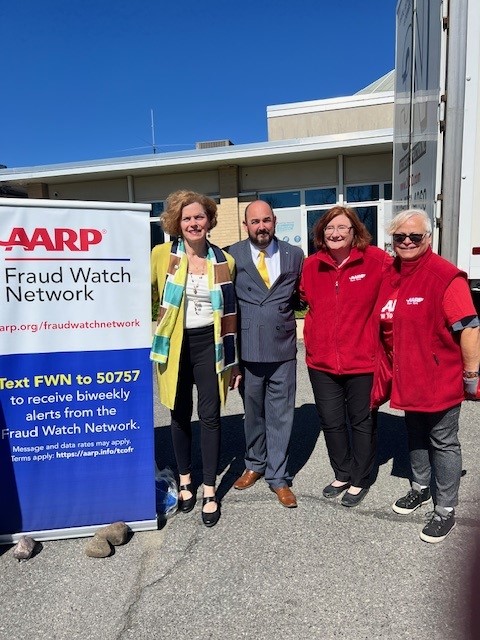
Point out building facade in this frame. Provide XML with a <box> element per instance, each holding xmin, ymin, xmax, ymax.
<box><xmin>0</xmin><ymin>72</ymin><xmax>395</xmax><ymax>256</ymax></box>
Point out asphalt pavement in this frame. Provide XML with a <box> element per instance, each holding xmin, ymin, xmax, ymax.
<box><xmin>1</xmin><ymin>341</ymin><xmax>480</xmax><ymax>640</ymax></box>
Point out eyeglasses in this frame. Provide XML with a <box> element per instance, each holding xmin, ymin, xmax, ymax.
<box><xmin>324</xmin><ymin>225</ymin><xmax>352</xmax><ymax>234</ymax></box>
<box><xmin>392</xmin><ymin>232</ymin><xmax>428</xmax><ymax>244</ymax></box>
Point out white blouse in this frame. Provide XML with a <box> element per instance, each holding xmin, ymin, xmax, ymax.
<box><xmin>184</xmin><ymin>274</ymin><xmax>214</xmax><ymax>329</ymax></box>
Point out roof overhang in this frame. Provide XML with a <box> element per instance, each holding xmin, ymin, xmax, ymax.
<box><xmin>0</xmin><ymin>129</ymin><xmax>393</xmax><ymax>186</ymax></box>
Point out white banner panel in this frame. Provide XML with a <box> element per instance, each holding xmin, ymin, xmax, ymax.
<box><xmin>0</xmin><ymin>201</ymin><xmax>152</xmax><ymax>354</ymax></box>
<box><xmin>0</xmin><ymin>199</ymin><xmax>156</xmax><ymax>542</ymax></box>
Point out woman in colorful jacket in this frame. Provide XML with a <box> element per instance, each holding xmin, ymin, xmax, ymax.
<box><xmin>300</xmin><ymin>205</ymin><xmax>392</xmax><ymax>507</ymax></box>
<box><xmin>150</xmin><ymin>190</ymin><xmax>241</xmax><ymax>527</ymax></box>
<box><xmin>371</xmin><ymin>209</ymin><xmax>479</xmax><ymax>543</ymax></box>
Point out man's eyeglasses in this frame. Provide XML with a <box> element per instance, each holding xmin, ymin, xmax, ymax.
<box><xmin>392</xmin><ymin>232</ymin><xmax>428</xmax><ymax>244</ymax></box>
<box><xmin>324</xmin><ymin>225</ymin><xmax>352</xmax><ymax>234</ymax></box>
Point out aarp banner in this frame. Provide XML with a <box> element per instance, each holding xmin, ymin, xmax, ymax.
<box><xmin>0</xmin><ymin>199</ymin><xmax>156</xmax><ymax>542</ymax></box>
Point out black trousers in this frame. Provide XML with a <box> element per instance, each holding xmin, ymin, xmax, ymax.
<box><xmin>170</xmin><ymin>326</ymin><xmax>221</xmax><ymax>487</ymax></box>
<box><xmin>308</xmin><ymin>368</ymin><xmax>376</xmax><ymax>488</ymax></box>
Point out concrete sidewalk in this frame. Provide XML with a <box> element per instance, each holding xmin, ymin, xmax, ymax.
<box><xmin>1</xmin><ymin>342</ymin><xmax>479</xmax><ymax>640</ymax></box>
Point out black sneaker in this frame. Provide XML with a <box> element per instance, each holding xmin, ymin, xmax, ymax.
<box><xmin>420</xmin><ymin>510</ymin><xmax>456</xmax><ymax>543</ymax></box>
<box><xmin>392</xmin><ymin>487</ymin><xmax>431</xmax><ymax>515</ymax></box>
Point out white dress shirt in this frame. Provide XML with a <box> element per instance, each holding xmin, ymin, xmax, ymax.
<box><xmin>249</xmin><ymin>239</ymin><xmax>280</xmax><ymax>285</ymax></box>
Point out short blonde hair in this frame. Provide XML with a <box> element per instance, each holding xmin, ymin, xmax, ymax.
<box><xmin>388</xmin><ymin>209</ymin><xmax>432</xmax><ymax>235</ymax></box>
<box><xmin>160</xmin><ymin>190</ymin><xmax>218</xmax><ymax>236</ymax></box>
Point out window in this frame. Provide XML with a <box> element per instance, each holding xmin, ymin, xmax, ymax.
<box><xmin>150</xmin><ymin>201</ymin><xmax>165</xmax><ymax>249</ymax></box>
<box><xmin>255</xmin><ymin>180</ymin><xmax>391</xmax><ymax>254</ymax></box>
<box><xmin>346</xmin><ymin>185</ymin><xmax>380</xmax><ymax>202</ymax></box>
<box><xmin>307</xmin><ymin>210</ymin><xmax>327</xmax><ymax>255</ymax></box>
<box><xmin>259</xmin><ymin>191</ymin><xmax>301</xmax><ymax>208</ymax></box>
<box><xmin>305</xmin><ymin>188</ymin><xmax>337</xmax><ymax>206</ymax></box>
<box><xmin>354</xmin><ymin>206</ymin><xmax>378</xmax><ymax>246</ymax></box>
<box><xmin>258</xmin><ymin>188</ymin><xmax>337</xmax><ymax>255</ymax></box>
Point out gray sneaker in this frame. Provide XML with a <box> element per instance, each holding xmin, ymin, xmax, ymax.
<box><xmin>392</xmin><ymin>487</ymin><xmax>432</xmax><ymax>515</ymax></box>
<box><xmin>420</xmin><ymin>509</ymin><xmax>456</xmax><ymax>543</ymax></box>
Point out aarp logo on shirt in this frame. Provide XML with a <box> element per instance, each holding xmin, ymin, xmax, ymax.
<box><xmin>349</xmin><ymin>273</ymin><xmax>366</xmax><ymax>282</ymax></box>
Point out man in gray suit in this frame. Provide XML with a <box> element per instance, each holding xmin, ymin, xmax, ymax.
<box><xmin>228</xmin><ymin>200</ymin><xmax>304</xmax><ymax>507</ymax></box>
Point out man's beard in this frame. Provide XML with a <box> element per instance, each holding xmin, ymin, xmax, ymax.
<box><xmin>250</xmin><ymin>230</ymin><xmax>273</xmax><ymax>248</ymax></box>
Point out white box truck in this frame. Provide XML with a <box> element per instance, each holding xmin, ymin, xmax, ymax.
<box><xmin>393</xmin><ymin>0</ymin><xmax>480</xmax><ymax>306</ymax></box>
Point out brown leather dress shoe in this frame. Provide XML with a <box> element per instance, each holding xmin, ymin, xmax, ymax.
<box><xmin>233</xmin><ymin>469</ymin><xmax>263</xmax><ymax>490</ymax></box>
<box><xmin>271</xmin><ymin>486</ymin><xmax>297</xmax><ymax>508</ymax></box>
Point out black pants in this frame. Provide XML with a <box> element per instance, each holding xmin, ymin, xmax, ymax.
<box><xmin>308</xmin><ymin>368</ymin><xmax>376</xmax><ymax>488</ymax></box>
<box><xmin>170</xmin><ymin>326</ymin><xmax>221</xmax><ymax>487</ymax></box>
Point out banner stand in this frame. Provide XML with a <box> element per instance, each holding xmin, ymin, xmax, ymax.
<box><xmin>0</xmin><ymin>518</ymin><xmax>158</xmax><ymax>545</ymax></box>
<box><xmin>0</xmin><ymin>199</ymin><xmax>157</xmax><ymax>540</ymax></box>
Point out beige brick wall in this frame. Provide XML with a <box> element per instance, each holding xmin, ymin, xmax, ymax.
<box><xmin>212</xmin><ymin>166</ymin><xmax>242</xmax><ymax>248</ymax></box>
<box><xmin>214</xmin><ymin>197</ymin><xmax>242</xmax><ymax>248</ymax></box>
<box><xmin>238</xmin><ymin>201</ymin><xmax>251</xmax><ymax>239</ymax></box>
<box><xmin>27</xmin><ymin>183</ymin><xmax>49</xmax><ymax>198</ymax></box>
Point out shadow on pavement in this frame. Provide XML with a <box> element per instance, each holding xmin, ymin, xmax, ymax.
<box><xmin>154</xmin><ymin>406</ymin><xmax>413</xmax><ymax>498</ymax></box>
<box><xmin>288</xmin><ymin>402</ymin><xmax>322</xmax><ymax>477</ymax></box>
<box><xmin>0</xmin><ymin>544</ymin><xmax>14</xmax><ymax>557</ymax></box>
<box><xmin>372</xmin><ymin>409</ymin><xmax>411</xmax><ymax>485</ymax></box>
<box><xmin>154</xmin><ymin>413</ymin><xmax>246</xmax><ymax>502</ymax></box>
<box><xmin>154</xmin><ymin>403</ymin><xmax>322</xmax><ymax>499</ymax></box>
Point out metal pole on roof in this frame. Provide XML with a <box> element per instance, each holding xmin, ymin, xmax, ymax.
<box><xmin>150</xmin><ymin>109</ymin><xmax>157</xmax><ymax>154</ymax></box>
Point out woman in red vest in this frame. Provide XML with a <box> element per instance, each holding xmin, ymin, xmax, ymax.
<box><xmin>372</xmin><ymin>209</ymin><xmax>479</xmax><ymax>543</ymax></box>
<box><xmin>300</xmin><ymin>206</ymin><xmax>392</xmax><ymax>507</ymax></box>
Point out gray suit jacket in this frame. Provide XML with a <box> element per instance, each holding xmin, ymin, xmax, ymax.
<box><xmin>228</xmin><ymin>238</ymin><xmax>304</xmax><ymax>363</ymax></box>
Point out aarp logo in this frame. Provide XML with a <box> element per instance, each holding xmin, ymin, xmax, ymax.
<box><xmin>349</xmin><ymin>273</ymin><xmax>366</xmax><ymax>282</ymax></box>
<box><xmin>0</xmin><ymin>227</ymin><xmax>105</xmax><ymax>251</ymax></box>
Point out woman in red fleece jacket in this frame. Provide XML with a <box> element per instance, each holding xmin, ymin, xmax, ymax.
<box><xmin>372</xmin><ymin>209</ymin><xmax>479</xmax><ymax>543</ymax></box>
<box><xmin>300</xmin><ymin>206</ymin><xmax>391</xmax><ymax>507</ymax></box>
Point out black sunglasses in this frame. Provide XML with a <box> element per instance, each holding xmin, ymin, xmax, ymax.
<box><xmin>392</xmin><ymin>232</ymin><xmax>428</xmax><ymax>244</ymax></box>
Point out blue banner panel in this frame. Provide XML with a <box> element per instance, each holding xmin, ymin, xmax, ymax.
<box><xmin>0</xmin><ymin>348</ymin><xmax>155</xmax><ymax>534</ymax></box>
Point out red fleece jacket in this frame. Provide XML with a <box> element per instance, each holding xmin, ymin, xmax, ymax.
<box><xmin>300</xmin><ymin>245</ymin><xmax>392</xmax><ymax>375</ymax></box>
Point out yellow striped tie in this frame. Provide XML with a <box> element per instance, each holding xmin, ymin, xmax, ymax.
<box><xmin>257</xmin><ymin>250</ymin><xmax>270</xmax><ymax>288</ymax></box>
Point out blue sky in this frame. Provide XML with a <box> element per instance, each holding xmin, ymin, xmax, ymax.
<box><xmin>2</xmin><ymin>0</ymin><xmax>397</xmax><ymax>168</ymax></box>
